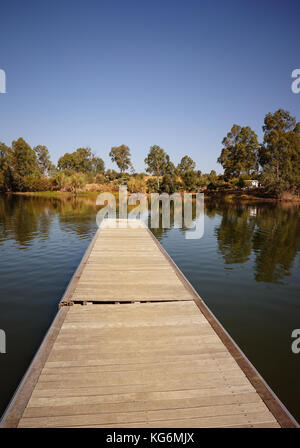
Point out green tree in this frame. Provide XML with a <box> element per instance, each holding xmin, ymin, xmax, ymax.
<box><xmin>160</xmin><ymin>174</ymin><xmax>178</xmax><ymax>193</ymax></box>
<box><xmin>164</xmin><ymin>155</ymin><xmax>176</xmax><ymax>176</ymax></box>
<box><xmin>92</xmin><ymin>156</ymin><xmax>105</xmax><ymax>174</ymax></box>
<box><xmin>218</xmin><ymin>125</ymin><xmax>259</xmax><ymax>179</ymax></box>
<box><xmin>10</xmin><ymin>138</ymin><xmax>40</xmax><ymax>191</ymax></box>
<box><xmin>177</xmin><ymin>155</ymin><xmax>196</xmax><ymax>175</ymax></box>
<box><xmin>34</xmin><ymin>145</ymin><xmax>55</xmax><ymax>176</ymax></box>
<box><xmin>57</xmin><ymin>152</ymin><xmax>76</xmax><ymax>171</ymax></box>
<box><xmin>0</xmin><ymin>142</ymin><xmax>12</xmax><ymax>191</ymax></box>
<box><xmin>58</xmin><ymin>147</ymin><xmax>104</xmax><ymax>174</ymax></box>
<box><xmin>259</xmin><ymin>109</ymin><xmax>300</xmax><ymax>194</ymax></box>
<box><xmin>105</xmin><ymin>169</ymin><xmax>120</xmax><ymax>181</ymax></box>
<box><xmin>181</xmin><ymin>170</ymin><xmax>198</xmax><ymax>191</ymax></box>
<box><xmin>144</xmin><ymin>145</ymin><xmax>172</xmax><ymax>189</ymax></box>
<box><xmin>74</xmin><ymin>147</ymin><xmax>93</xmax><ymax>172</ymax></box>
<box><xmin>109</xmin><ymin>145</ymin><xmax>131</xmax><ymax>173</ymax></box>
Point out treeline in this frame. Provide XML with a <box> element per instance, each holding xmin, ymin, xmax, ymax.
<box><xmin>218</xmin><ymin>109</ymin><xmax>300</xmax><ymax>194</ymax></box>
<box><xmin>0</xmin><ymin>109</ymin><xmax>299</xmax><ymax>195</ymax></box>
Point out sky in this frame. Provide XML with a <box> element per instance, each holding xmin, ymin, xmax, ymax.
<box><xmin>0</xmin><ymin>0</ymin><xmax>299</xmax><ymax>173</ymax></box>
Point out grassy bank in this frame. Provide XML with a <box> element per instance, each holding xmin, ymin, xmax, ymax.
<box><xmin>5</xmin><ymin>189</ymin><xmax>300</xmax><ymax>202</ymax></box>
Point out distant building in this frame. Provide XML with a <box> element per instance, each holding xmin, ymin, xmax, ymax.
<box><xmin>245</xmin><ymin>179</ymin><xmax>259</xmax><ymax>188</ymax></box>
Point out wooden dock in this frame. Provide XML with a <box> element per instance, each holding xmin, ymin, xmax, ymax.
<box><xmin>1</xmin><ymin>219</ymin><xmax>298</xmax><ymax>428</ymax></box>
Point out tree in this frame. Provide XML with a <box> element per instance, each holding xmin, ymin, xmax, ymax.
<box><xmin>218</xmin><ymin>125</ymin><xmax>259</xmax><ymax>179</ymax></box>
<box><xmin>181</xmin><ymin>170</ymin><xmax>198</xmax><ymax>191</ymax></box>
<box><xmin>105</xmin><ymin>169</ymin><xmax>120</xmax><ymax>181</ymax></box>
<box><xmin>57</xmin><ymin>147</ymin><xmax>104</xmax><ymax>174</ymax></box>
<box><xmin>74</xmin><ymin>147</ymin><xmax>93</xmax><ymax>172</ymax></box>
<box><xmin>10</xmin><ymin>138</ymin><xmax>40</xmax><ymax>191</ymax></box>
<box><xmin>109</xmin><ymin>145</ymin><xmax>131</xmax><ymax>173</ymax></box>
<box><xmin>144</xmin><ymin>145</ymin><xmax>172</xmax><ymax>189</ymax></box>
<box><xmin>0</xmin><ymin>142</ymin><xmax>12</xmax><ymax>191</ymax></box>
<box><xmin>92</xmin><ymin>156</ymin><xmax>105</xmax><ymax>174</ymax></box>
<box><xmin>164</xmin><ymin>155</ymin><xmax>176</xmax><ymax>176</ymax></box>
<box><xmin>57</xmin><ymin>152</ymin><xmax>76</xmax><ymax>171</ymax></box>
<box><xmin>160</xmin><ymin>174</ymin><xmax>178</xmax><ymax>193</ymax></box>
<box><xmin>34</xmin><ymin>145</ymin><xmax>55</xmax><ymax>176</ymax></box>
<box><xmin>259</xmin><ymin>109</ymin><xmax>300</xmax><ymax>193</ymax></box>
<box><xmin>177</xmin><ymin>155</ymin><xmax>196</xmax><ymax>175</ymax></box>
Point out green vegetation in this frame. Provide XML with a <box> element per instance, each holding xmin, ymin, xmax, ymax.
<box><xmin>0</xmin><ymin>109</ymin><xmax>299</xmax><ymax>197</ymax></box>
<box><xmin>218</xmin><ymin>125</ymin><xmax>259</xmax><ymax>179</ymax></box>
<box><xmin>218</xmin><ymin>109</ymin><xmax>300</xmax><ymax>195</ymax></box>
<box><xmin>144</xmin><ymin>145</ymin><xmax>171</xmax><ymax>189</ymax></box>
<box><xmin>109</xmin><ymin>145</ymin><xmax>132</xmax><ymax>173</ymax></box>
<box><xmin>57</xmin><ymin>147</ymin><xmax>104</xmax><ymax>174</ymax></box>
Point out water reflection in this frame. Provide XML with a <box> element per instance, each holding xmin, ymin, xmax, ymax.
<box><xmin>0</xmin><ymin>194</ymin><xmax>299</xmax><ymax>283</ymax></box>
<box><xmin>214</xmin><ymin>200</ymin><xmax>300</xmax><ymax>283</ymax></box>
<box><xmin>0</xmin><ymin>195</ymin><xmax>98</xmax><ymax>247</ymax></box>
<box><xmin>215</xmin><ymin>207</ymin><xmax>255</xmax><ymax>264</ymax></box>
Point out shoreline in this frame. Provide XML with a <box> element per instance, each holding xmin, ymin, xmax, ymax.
<box><xmin>2</xmin><ymin>190</ymin><xmax>300</xmax><ymax>202</ymax></box>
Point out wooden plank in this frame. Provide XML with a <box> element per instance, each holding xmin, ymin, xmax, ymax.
<box><xmin>18</xmin><ymin>404</ymin><xmax>274</xmax><ymax>428</ymax></box>
<box><xmin>24</xmin><ymin>392</ymin><xmax>262</xmax><ymax>417</ymax></box>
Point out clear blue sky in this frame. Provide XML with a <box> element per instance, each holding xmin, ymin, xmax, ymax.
<box><xmin>0</xmin><ymin>0</ymin><xmax>299</xmax><ymax>173</ymax></box>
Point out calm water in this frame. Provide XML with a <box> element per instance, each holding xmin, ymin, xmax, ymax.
<box><xmin>0</xmin><ymin>194</ymin><xmax>299</xmax><ymax>422</ymax></box>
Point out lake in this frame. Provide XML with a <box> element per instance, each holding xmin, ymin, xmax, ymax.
<box><xmin>0</xmin><ymin>194</ymin><xmax>299</xmax><ymax>422</ymax></box>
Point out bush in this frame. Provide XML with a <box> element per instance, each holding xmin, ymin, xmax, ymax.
<box><xmin>146</xmin><ymin>178</ymin><xmax>159</xmax><ymax>193</ymax></box>
<box><xmin>181</xmin><ymin>170</ymin><xmax>198</xmax><ymax>191</ymax></box>
<box><xmin>23</xmin><ymin>175</ymin><xmax>54</xmax><ymax>192</ymax></box>
<box><xmin>160</xmin><ymin>174</ymin><xmax>179</xmax><ymax>193</ymax></box>
<box><xmin>105</xmin><ymin>169</ymin><xmax>120</xmax><ymax>181</ymax></box>
<box><xmin>95</xmin><ymin>173</ymin><xmax>106</xmax><ymax>184</ymax></box>
<box><xmin>52</xmin><ymin>172</ymin><xmax>69</xmax><ymax>190</ymax></box>
<box><xmin>127</xmin><ymin>177</ymin><xmax>147</xmax><ymax>193</ymax></box>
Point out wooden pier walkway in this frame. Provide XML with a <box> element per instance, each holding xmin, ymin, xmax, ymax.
<box><xmin>1</xmin><ymin>219</ymin><xmax>298</xmax><ymax>428</ymax></box>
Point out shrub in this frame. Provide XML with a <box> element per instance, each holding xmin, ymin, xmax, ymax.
<box><xmin>146</xmin><ymin>178</ymin><xmax>159</xmax><ymax>193</ymax></box>
<box><xmin>181</xmin><ymin>170</ymin><xmax>198</xmax><ymax>191</ymax></box>
<box><xmin>160</xmin><ymin>174</ymin><xmax>179</xmax><ymax>193</ymax></box>
<box><xmin>95</xmin><ymin>173</ymin><xmax>106</xmax><ymax>184</ymax></box>
<box><xmin>23</xmin><ymin>175</ymin><xmax>54</xmax><ymax>192</ymax></box>
<box><xmin>68</xmin><ymin>173</ymin><xmax>87</xmax><ymax>194</ymax></box>
<box><xmin>127</xmin><ymin>177</ymin><xmax>147</xmax><ymax>193</ymax></box>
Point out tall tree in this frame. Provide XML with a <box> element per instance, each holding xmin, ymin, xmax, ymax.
<box><xmin>34</xmin><ymin>145</ymin><xmax>55</xmax><ymax>176</ymax></box>
<box><xmin>259</xmin><ymin>109</ymin><xmax>300</xmax><ymax>193</ymax></box>
<box><xmin>144</xmin><ymin>145</ymin><xmax>172</xmax><ymax>188</ymax></box>
<box><xmin>74</xmin><ymin>147</ymin><xmax>94</xmax><ymax>172</ymax></box>
<box><xmin>218</xmin><ymin>125</ymin><xmax>259</xmax><ymax>179</ymax></box>
<box><xmin>0</xmin><ymin>142</ymin><xmax>12</xmax><ymax>191</ymax></box>
<box><xmin>109</xmin><ymin>145</ymin><xmax>131</xmax><ymax>173</ymax></box>
<box><xmin>92</xmin><ymin>156</ymin><xmax>105</xmax><ymax>174</ymax></box>
<box><xmin>10</xmin><ymin>138</ymin><xmax>40</xmax><ymax>191</ymax></box>
<box><xmin>177</xmin><ymin>155</ymin><xmax>196</xmax><ymax>174</ymax></box>
<box><xmin>58</xmin><ymin>147</ymin><xmax>104</xmax><ymax>174</ymax></box>
<box><xmin>57</xmin><ymin>152</ymin><xmax>76</xmax><ymax>171</ymax></box>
